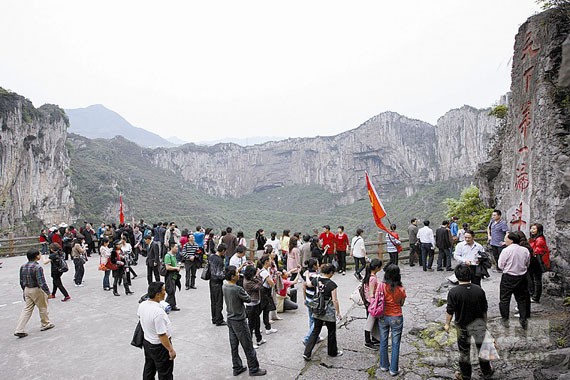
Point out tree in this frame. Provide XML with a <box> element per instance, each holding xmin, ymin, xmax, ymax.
<box><xmin>443</xmin><ymin>185</ymin><xmax>493</xmax><ymax>231</ymax></box>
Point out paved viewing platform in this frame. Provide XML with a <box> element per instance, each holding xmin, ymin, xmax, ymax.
<box><xmin>0</xmin><ymin>255</ymin><xmax>567</xmax><ymax>379</ymax></box>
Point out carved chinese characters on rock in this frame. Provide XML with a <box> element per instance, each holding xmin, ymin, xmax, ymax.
<box><xmin>509</xmin><ymin>202</ymin><xmax>528</xmax><ymax>232</ymax></box>
<box><xmin>515</xmin><ymin>162</ymin><xmax>530</xmax><ymax>192</ymax></box>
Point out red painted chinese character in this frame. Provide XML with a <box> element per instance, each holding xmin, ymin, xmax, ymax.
<box><xmin>510</xmin><ymin>202</ymin><xmax>527</xmax><ymax>231</ymax></box>
<box><xmin>522</xmin><ymin>31</ymin><xmax>539</xmax><ymax>61</ymax></box>
<box><xmin>518</xmin><ymin>102</ymin><xmax>531</xmax><ymax>140</ymax></box>
<box><xmin>515</xmin><ymin>163</ymin><xmax>529</xmax><ymax>192</ymax></box>
<box><xmin>523</xmin><ymin>66</ymin><xmax>534</xmax><ymax>93</ymax></box>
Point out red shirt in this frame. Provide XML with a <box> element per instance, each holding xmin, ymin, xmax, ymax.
<box><xmin>529</xmin><ymin>235</ymin><xmax>550</xmax><ymax>270</ymax></box>
<box><xmin>319</xmin><ymin>232</ymin><xmax>335</xmax><ymax>255</ymax></box>
<box><xmin>51</xmin><ymin>233</ymin><xmax>62</xmax><ymax>247</ymax></box>
<box><xmin>383</xmin><ymin>284</ymin><xmax>406</xmax><ymax>317</ymax></box>
<box><xmin>334</xmin><ymin>233</ymin><xmax>350</xmax><ymax>252</ymax></box>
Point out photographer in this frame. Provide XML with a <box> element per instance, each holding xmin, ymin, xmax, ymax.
<box><xmin>453</xmin><ymin>230</ymin><xmax>485</xmax><ymax>286</ymax></box>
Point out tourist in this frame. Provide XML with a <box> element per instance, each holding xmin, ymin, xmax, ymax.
<box><xmin>435</xmin><ymin>220</ymin><xmax>453</xmax><ymax>271</ymax></box>
<box><xmin>528</xmin><ymin>223</ymin><xmax>550</xmax><ymax>303</ymax></box>
<box><xmin>193</xmin><ymin>226</ymin><xmax>205</xmax><ymax>252</ymax></box>
<box><xmin>351</xmin><ymin>228</ymin><xmax>367</xmax><ymax>280</ymax></box>
<box><xmin>279</xmin><ymin>229</ymin><xmax>291</xmax><ymax>267</ymax></box>
<box><xmin>209</xmin><ymin>243</ymin><xmax>227</xmax><ymax>326</ymax></box>
<box><xmin>258</xmin><ymin>255</ymin><xmax>278</xmax><ymax>334</ymax></box>
<box><xmin>99</xmin><ymin>237</ymin><xmax>112</xmax><ymax>291</ymax></box>
<box><xmin>14</xmin><ymin>248</ymin><xmax>54</xmax><ymax>338</ymax></box>
<box><xmin>243</xmin><ymin>265</ymin><xmax>266</xmax><ymax>349</ymax></box>
<box><xmin>110</xmin><ymin>239</ymin><xmax>133</xmax><ymax>296</ymax></box>
<box><xmin>122</xmin><ymin>233</ymin><xmax>137</xmax><ymax>285</ymax></box>
<box><xmin>487</xmin><ymin>210</ymin><xmax>509</xmax><ymax>271</ymax></box>
<box><xmin>222</xmin><ymin>227</ymin><xmax>238</xmax><ymax>267</ymax></box>
<box><xmin>223</xmin><ymin>265</ymin><xmax>267</xmax><ymax>377</ymax></box>
<box><xmin>303</xmin><ymin>263</ymin><xmax>343</xmax><ymax>360</ymax></box>
<box><xmin>457</xmin><ymin>223</ymin><xmax>469</xmax><ymax>242</ymax></box>
<box><xmin>62</xmin><ymin>227</ymin><xmax>74</xmax><ymax>261</ymax></box>
<box><xmin>46</xmin><ymin>243</ymin><xmax>71</xmax><ymax>302</ymax></box>
<box><xmin>378</xmin><ymin>264</ymin><xmax>406</xmax><ymax>376</ymax></box>
<box><xmin>302</xmin><ymin>258</ymin><xmax>321</xmax><ymax>346</ymax></box>
<box><xmin>255</xmin><ymin>229</ymin><xmax>267</xmax><ymax>260</ymax></box>
<box><xmin>385</xmin><ymin>224</ymin><xmax>401</xmax><ymax>266</ymax></box>
<box><xmin>309</xmin><ymin>235</ymin><xmax>322</xmax><ymax>265</ymax></box>
<box><xmin>363</xmin><ymin>259</ymin><xmax>382</xmax><ymax>350</ymax></box>
<box><xmin>138</xmin><ymin>281</ymin><xmax>176</xmax><ymax>380</ymax></box>
<box><xmin>299</xmin><ymin>234</ymin><xmax>312</xmax><ymax>275</ymax></box>
<box><xmin>319</xmin><ymin>225</ymin><xmax>335</xmax><ymax>264</ymax></box>
<box><xmin>71</xmin><ymin>234</ymin><xmax>87</xmax><ymax>287</ymax></box>
<box><xmin>418</xmin><ymin>220</ymin><xmax>436</xmax><ymax>272</ymax></box>
<box><xmin>83</xmin><ymin>223</ymin><xmax>97</xmax><ymax>256</ymax></box>
<box><xmin>182</xmin><ymin>234</ymin><xmax>199</xmax><ymax>290</ymax></box>
<box><xmin>39</xmin><ymin>228</ymin><xmax>50</xmax><ymax>256</ymax></box>
<box><xmin>286</xmin><ymin>236</ymin><xmax>301</xmax><ymax>281</ymax></box>
<box><xmin>454</xmin><ymin>230</ymin><xmax>485</xmax><ymax>286</ymax></box>
<box><xmin>145</xmin><ymin>235</ymin><xmax>161</xmax><ymax>285</ymax></box>
<box><xmin>334</xmin><ymin>226</ymin><xmax>350</xmax><ymax>275</ymax></box>
<box><xmin>133</xmin><ymin>225</ymin><xmax>143</xmax><ymax>265</ymax></box>
<box><xmin>266</xmin><ymin>231</ymin><xmax>281</xmax><ymax>261</ymax></box>
<box><xmin>444</xmin><ymin>264</ymin><xmax>493</xmax><ymax>380</ymax></box>
<box><xmin>236</xmin><ymin>231</ymin><xmax>247</xmax><ymax>247</ymax></box>
<box><xmin>163</xmin><ymin>242</ymin><xmax>181</xmax><ymax>311</ymax></box>
<box><xmin>498</xmin><ymin>232</ymin><xmax>530</xmax><ymax>329</ymax></box>
<box><xmin>450</xmin><ymin>216</ymin><xmax>459</xmax><ymax>244</ymax></box>
<box><xmin>407</xmin><ymin>219</ymin><xmax>420</xmax><ymax>267</ymax></box>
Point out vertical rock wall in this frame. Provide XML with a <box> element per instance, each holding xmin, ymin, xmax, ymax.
<box><xmin>0</xmin><ymin>90</ymin><xmax>74</xmax><ymax>234</ymax></box>
<box><xmin>477</xmin><ymin>8</ymin><xmax>570</xmax><ymax>294</ymax></box>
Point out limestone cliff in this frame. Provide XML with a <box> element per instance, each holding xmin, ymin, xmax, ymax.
<box><xmin>0</xmin><ymin>89</ymin><xmax>73</xmax><ymax>234</ymax></box>
<box><xmin>477</xmin><ymin>8</ymin><xmax>570</xmax><ymax>294</ymax></box>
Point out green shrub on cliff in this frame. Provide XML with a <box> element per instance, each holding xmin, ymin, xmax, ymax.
<box><xmin>444</xmin><ymin>185</ymin><xmax>493</xmax><ymax>230</ymax></box>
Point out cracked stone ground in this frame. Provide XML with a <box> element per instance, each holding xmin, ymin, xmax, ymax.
<box><xmin>297</xmin><ymin>261</ymin><xmax>570</xmax><ymax>380</ymax></box>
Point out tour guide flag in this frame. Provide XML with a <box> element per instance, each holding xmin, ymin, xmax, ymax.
<box><xmin>365</xmin><ymin>172</ymin><xmax>397</xmax><ymax>238</ymax></box>
<box><xmin>119</xmin><ymin>194</ymin><xmax>125</xmax><ymax>224</ymax></box>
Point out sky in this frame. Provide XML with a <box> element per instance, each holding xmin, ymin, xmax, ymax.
<box><xmin>1</xmin><ymin>0</ymin><xmax>541</xmax><ymax>143</ymax></box>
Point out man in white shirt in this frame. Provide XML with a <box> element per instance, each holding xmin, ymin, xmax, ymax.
<box><xmin>453</xmin><ymin>230</ymin><xmax>485</xmax><ymax>285</ymax></box>
<box><xmin>138</xmin><ymin>281</ymin><xmax>176</xmax><ymax>379</ymax></box>
<box><xmin>417</xmin><ymin>220</ymin><xmax>436</xmax><ymax>272</ymax></box>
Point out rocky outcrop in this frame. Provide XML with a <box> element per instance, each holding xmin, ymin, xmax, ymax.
<box><xmin>477</xmin><ymin>8</ymin><xmax>570</xmax><ymax>294</ymax></box>
<box><xmin>0</xmin><ymin>89</ymin><xmax>73</xmax><ymax>234</ymax></box>
<box><xmin>151</xmin><ymin>109</ymin><xmax>497</xmax><ymax>204</ymax></box>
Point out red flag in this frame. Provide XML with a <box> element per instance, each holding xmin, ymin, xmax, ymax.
<box><xmin>119</xmin><ymin>194</ymin><xmax>125</xmax><ymax>225</ymax></box>
<box><xmin>365</xmin><ymin>172</ymin><xmax>397</xmax><ymax>238</ymax></box>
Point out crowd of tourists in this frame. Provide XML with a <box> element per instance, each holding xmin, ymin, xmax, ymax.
<box><xmin>12</xmin><ymin>212</ymin><xmax>551</xmax><ymax>379</ymax></box>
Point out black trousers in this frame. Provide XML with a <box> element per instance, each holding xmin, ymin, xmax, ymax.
<box><xmin>63</xmin><ymin>246</ymin><xmax>72</xmax><ymax>261</ymax></box>
<box><xmin>246</xmin><ymin>304</ymin><xmax>262</xmax><ymax>343</ymax></box>
<box><xmin>209</xmin><ymin>281</ymin><xmax>224</xmax><ymax>324</ymax></box>
<box><xmin>260</xmin><ymin>287</ymin><xmax>275</xmax><ymax>330</ymax></box>
<box><xmin>142</xmin><ymin>339</ymin><xmax>174</xmax><ymax>380</ymax></box>
<box><xmin>322</xmin><ymin>254</ymin><xmax>333</xmax><ymax>264</ymax></box>
<box><xmin>468</xmin><ymin>265</ymin><xmax>482</xmax><ymax>286</ymax></box>
<box><xmin>227</xmin><ymin>318</ymin><xmax>260</xmax><ymax>374</ymax></box>
<box><xmin>184</xmin><ymin>260</ymin><xmax>198</xmax><ymax>288</ymax></box>
<box><xmin>51</xmin><ymin>273</ymin><xmax>69</xmax><ymax>297</ymax></box>
<box><xmin>147</xmin><ymin>264</ymin><xmax>160</xmax><ymax>285</ymax></box>
<box><xmin>303</xmin><ymin>318</ymin><xmax>338</xmax><ymax>357</ymax></box>
<box><xmin>456</xmin><ymin>324</ymin><xmax>492</xmax><ymax>380</ymax></box>
<box><xmin>165</xmin><ymin>274</ymin><xmax>180</xmax><ymax>308</ymax></box>
<box><xmin>354</xmin><ymin>257</ymin><xmax>366</xmax><ymax>276</ymax></box>
<box><xmin>409</xmin><ymin>243</ymin><xmax>420</xmax><ymax>266</ymax></box>
<box><xmin>491</xmin><ymin>245</ymin><xmax>504</xmax><ymax>268</ymax></box>
<box><xmin>73</xmin><ymin>258</ymin><xmax>85</xmax><ymax>285</ymax></box>
<box><xmin>388</xmin><ymin>251</ymin><xmax>398</xmax><ymax>266</ymax></box>
<box><xmin>499</xmin><ymin>273</ymin><xmax>530</xmax><ymax>327</ymax></box>
<box><xmin>420</xmin><ymin>243</ymin><xmax>434</xmax><ymax>270</ymax></box>
<box><xmin>336</xmin><ymin>251</ymin><xmax>347</xmax><ymax>272</ymax></box>
<box><xmin>527</xmin><ymin>256</ymin><xmax>543</xmax><ymax>302</ymax></box>
<box><xmin>113</xmin><ymin>268</ymin><xmax>131</xmax><ymax>294</ymax></box>
<box><xmin>437</xmin><ymin>248</ymin><xmax>452</xmax><ymax>270</ymax></box>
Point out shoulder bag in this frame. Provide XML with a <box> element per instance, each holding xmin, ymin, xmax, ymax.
<box><xmin>368</xmin><ymin>282</ymin><xmax>385</xmax><ymax>317</ymax></box>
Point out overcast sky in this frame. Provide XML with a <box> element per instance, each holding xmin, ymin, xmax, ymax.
<box><xmin>1</xmin><ymin>1</ymin><xmax>540</xmax><ymax>143</ymax></box>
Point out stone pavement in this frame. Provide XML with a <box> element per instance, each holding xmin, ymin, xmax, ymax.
<box><xmin>0</xmin><ymin>255</ymin><xmax>567</xmax><ymax>380</ymax></box>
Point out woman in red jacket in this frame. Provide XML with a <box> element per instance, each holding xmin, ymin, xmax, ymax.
<box><xmin>528</xmin><ymin>223</ymin><xmax>550</xmax><ymax>303</ymax></box>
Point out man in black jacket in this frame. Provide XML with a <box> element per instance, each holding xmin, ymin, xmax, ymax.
<box><xmin>436</xmin><ymin>220</ymin><xmax>453</xmax><ymax>271</ymax></box>
<box><xmin>144</xmin><ymin>235</ymin><xmax>160</xmax><ymax>285</ymax></box>
<box><xmin>209</xmin><ymin>243</ymin><xmax>227</xmax><ymax>326</ymax></box>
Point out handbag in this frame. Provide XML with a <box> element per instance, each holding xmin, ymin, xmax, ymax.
<box><xmin>314</xmin><ymin>299</ymin><xmax>336</xmax><ymax>322</ymax></box>
<box><xmin>57</xmin><ymin>256</ymin><xmax>69</xmax><ymax>273</ymax></box>
<box><xmin>201</xmin><ymin>260</ymin><xmax>211</xmax><ymax>280</ymax></box>
<box><xmin>131</xmin><ymin>321</ymin><xmax>144</xmax><ymax>349</ymax></box>
<box><xmin>98</xmin><ymin>256</ymin><xmax>107</xmax><ymax>271</ymax></box>
<box><xmin>368</xmin><ymin>282</ymin><xmax>385</xmax><ymax>317</ymax></box>
<box><xmin>478</xmin><ymin>331</ymin><xmax>500</xmax><ymax>361</ymax></box>
<box><xmin>350</xmin><ymin>284</ymin><xmax>364</xmax><ymax>306</ymax></box>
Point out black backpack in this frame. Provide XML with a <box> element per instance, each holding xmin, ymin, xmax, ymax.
<box><xmin>307</xmin><ymin>277</ymin><xmax>327</xmax><ymax>316</ymax></box>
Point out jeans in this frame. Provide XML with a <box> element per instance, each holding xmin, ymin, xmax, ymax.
<box><xmin>378</xmin><ymin>315</ymin><xmax>403</xmax><ymax>374</ymax></box>
<box><xmin>210</xmin><ymin>281</ymin><xmax>224</xmax><ymax>324</ymax></box>
<box><xmin>103</xmin><ymin>269</ymin><xmax>110</xmax><ymax>289</ymax></box>
<box><xmin>73</xmin><ymin>258</ymin><xmax>85</xmax><ymax>285</ymax></box>
<box><xmin>456</xmin><ymin>324</ymin><xmax>492</xmax><ymax>379</ymax></box>
<box><xmin>499</xmin><ymin>273</ymin><xmax>530</xmax><ymax>328</ymax></box>
<box><xmin>420</xmin><ymin>243</ymin><xmax>434</xmax><ymax>270</ymax></box>
<box><xmin>436</xmin><ymin>248</ymin><xmax>452</xmax><ymax>270</ymax></box>
<box><xmin>227</xmin><ymin>318</ymin><xmax>260</xmax><ymax>374</ymax></box>
<box><xmin>354</xmin><ymin>257</ymin><xmax>366</xmax><ymax>276</ymax></box>
<box><xmin>303</xmin><ymin>318</ymin><xmax>338</xmax><ymax>358</ymax></box>
<box><xmin>303</xmin><ymin>300</ymin><xmax>316</xmax><ymax>344</ymax></box>
<box><xmin>142</xmin><ymin>339</ymin><xmax>174</xmax><ymax>380</ymax></box>
<box><xmin>246</xmin><ymin>304</ymin><xmax>262</xmax><ymax>343</ymax></box>
<box><xmin>336</xmin><ymin>251</ymin><xmax>347</xmax><ymax>272</ymax></box>
<box><xmin>51</xmin><ymin>273</ymin><xmax>69</xmax><ymax>297</ymax></box>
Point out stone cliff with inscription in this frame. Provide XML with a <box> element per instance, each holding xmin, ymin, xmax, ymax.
<box><xmin>0</xmin><ymin>88</ymin><xmax>74</xmax><ymax>234</ymax></box>
<box><xmin>477</xmin><ymin>7</ymin><xmax>570</xmax><ymax>294</ymax></box>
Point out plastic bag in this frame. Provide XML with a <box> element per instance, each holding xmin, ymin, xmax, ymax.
<box><xmin>479</xmin><ymin>331</ymin><xmax>500</xmax><ymax>361</ymax></box>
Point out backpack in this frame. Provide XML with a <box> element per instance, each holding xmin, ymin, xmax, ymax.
<box><xmin>159</xmin><ymin>256</ymin><xmax>168</xmax><ymax>277</ymax></box>
<box><xmin>57</xmin><ymin>255</ymin><xmax>69</xmax><ymax>273</ymax></box>
<box><xmin>307</xmin><ymin>277</ymin><xmax>327</xmax><ymax>316</ymax></box>
<box><xmin>368</xmin><ymin>282</ymin><xmax>385</xmax><ymax>317</ymax></box>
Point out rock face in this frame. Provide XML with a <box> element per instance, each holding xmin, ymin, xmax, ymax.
<box><xmin>477</xmin><ymin>8</ymin><xmax>570</xmax><ymax>293</ymax></box>
<box><xmin>0</xmin><ymin>89</ymin><xmax>73</xmax><ymax>234</ymax></box>
<box><xmin>151</xmin><ymin>108</ymin><xmax>497</xmax><ymax>204</ymax></box>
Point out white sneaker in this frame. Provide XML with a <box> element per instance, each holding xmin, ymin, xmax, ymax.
<box><xmin>265</xmin><ymin>328</ymin><xmax>278</xmax><ymax>335</ymax></box>
<box><xmin>253</xmin><ymin>343</ymin><xmax>259</xmax><ymax>349</ymax></box>
<box><xmin>257</xmin><ymin>339</ymin><xmax>267</xmax><ymax>346</ymax></box>
<box><xmin>514</xmin><ymin>313</ymin><xmax>521</xmax><ymax>318</ymax></box>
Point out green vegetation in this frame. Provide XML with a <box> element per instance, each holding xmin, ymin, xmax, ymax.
<box><xmin>537</xmin><ymin>0</ymin><xmax>570</xmax><ymax>10</ymax></box>
<box><xmin>488</xmin><ymin>104</ymin><xmax>508</xmax><ymax>119</ymax></box>
<box><xmin>444</xmin><ymin>185</ymin><xmax>493</xmax><ymax>230</ymax></box>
